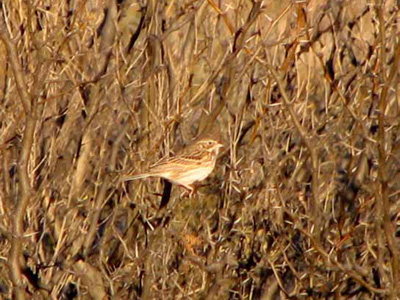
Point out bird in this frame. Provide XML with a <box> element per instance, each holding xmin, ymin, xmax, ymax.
<box><xmin>122</xmin><ymin>138</ymin><xmax>224</xmax><ymax>193</ymax></box>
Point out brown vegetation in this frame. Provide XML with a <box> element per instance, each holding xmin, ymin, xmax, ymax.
<box><xmin>0</xmin><ymin>0</ymin><xmax>399</xmax><ymax>299</ymax></box>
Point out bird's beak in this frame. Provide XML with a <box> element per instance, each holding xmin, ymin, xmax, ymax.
<box><xmin>215</xmin><ymin>143</ymin><xmax>224</xmax><ymax>151</ymax></box>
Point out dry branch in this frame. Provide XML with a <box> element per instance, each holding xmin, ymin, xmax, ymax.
<box><xmin>0</xmin><ymin>10</ymin><xmax>35</xmax><ymax>300</ymax></box>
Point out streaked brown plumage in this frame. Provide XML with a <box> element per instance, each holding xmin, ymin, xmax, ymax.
<box><xmin>122</xmin><ymin>138</ymin><xmax>223</xmax><ymax>192</ymax></box>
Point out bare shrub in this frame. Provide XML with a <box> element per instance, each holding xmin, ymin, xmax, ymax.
<box><xmin>0</xmin><ymin>0</ymin><xmax>399</xmax><ymax>299</ymax></box>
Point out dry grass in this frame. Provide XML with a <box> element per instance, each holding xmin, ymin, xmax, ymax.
<box><xmin>0</xmin><ymin>0</ymin><xmax>399</xmax><ymax>299</ymax></box>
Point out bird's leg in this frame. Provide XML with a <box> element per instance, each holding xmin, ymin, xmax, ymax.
<box><xmin>180</xmin><ymin>185</ymin><xmax>197</xmax><ymax>198</ymax></box>
<box><xmin>188</xmin><ymin>185</ymin><xmax>198</xmax><ymax>197</ymax></box>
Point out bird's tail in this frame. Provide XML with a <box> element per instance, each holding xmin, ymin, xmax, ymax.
<box><xmin>121</xmin><ymin>173</ymin><xmax>151</xmax><ymax>182</ymax></box>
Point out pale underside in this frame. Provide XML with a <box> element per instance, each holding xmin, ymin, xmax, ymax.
<box><xmin>149</xmin><ymin>164</ymin><xmax>214</xmax><ymax>188</ymax></box>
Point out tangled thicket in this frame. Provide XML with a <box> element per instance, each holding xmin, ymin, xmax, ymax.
<box><xmin>0</xmin><ymin>0</ymin><xmax>399</xmax><ymax>299</ymax></box>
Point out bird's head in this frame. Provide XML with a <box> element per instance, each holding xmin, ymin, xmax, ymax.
<box><xmin>199</xmin><ymin>139</ymin><xmax>224</xmax><ymax>154</ymax></box>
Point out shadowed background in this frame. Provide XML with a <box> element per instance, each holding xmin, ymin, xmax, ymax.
<box><xmin>0</xmin><ymin>0</ymin><xmax>399</xmax><ymax>299</ymax></box>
